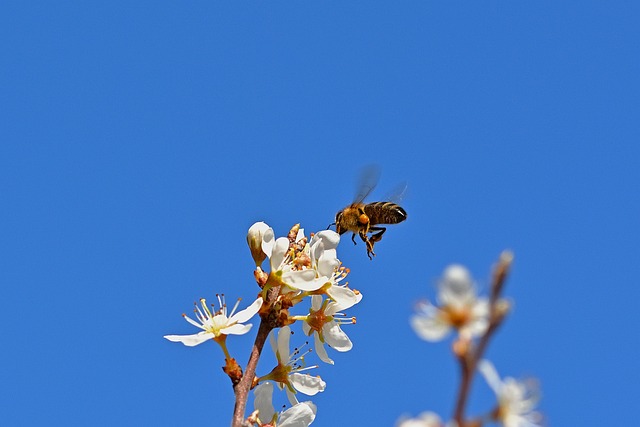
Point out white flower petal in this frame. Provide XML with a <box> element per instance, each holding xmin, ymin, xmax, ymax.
<box><xmin>324</xmin><ymin>322</ymin><xmax>352</xmax><ymax>352</ymax></box>
<box><xmin>247</xmin><ymin>222</ymin><xmax>270</xmax><ymax>262</ymax></box>
<box><xmin>164</xmin><ymin>332</ymin><xmax>214</xmax><ymax>347</ymax></box>
<box><xmin>461</xmin><ymin>317</ymin><xmax>488</xmax><ymax>339</ymax></box>
<box><xmin>278</xmin><ymin>326</ymin><xmax>292</xmax><ymax>361</ymax></box>
<box><xmin>396</xmin><ymin>411</ymin><xmax>443</xmax><ymax>427</ymax></box>
<box><xmin>270</xmin><ymin>237</ymin><xmax>290</xmax><ymax>271</ymax></box>
<box><xmin>310</xmin><ymin>295</ymin><xmax>323</xmax><ymax>310</ymax></box>
<box><xmin>478</xmin><ymin>359</ymin><xmax>503</xmax><ymax>395</ymax></box>
<box><xmin>253</xmin><ymin>382</ymin><xmax>276</xmax><ymax>423</ymax></box>
<box><xmin>261</xmin><ymin>227</ymin><xmax>276</xmax><ymax>258</ymax></box>
<box><xmin>302</xmin><ymin>321</ymin><xmax>311</xmax><ymax>336</ymax></box>
<box><xmin>223</xmin><ymin>323</ymin><xmax>253</xmax><ymax>335</ymax></box>
<box><xmin>289</xmin><ymin>373</ymin><xmax>326</xmax><ymax>396</ymax></box>
<box><xmin>282</xmin><ymin>270</ymin><xmax>327</xmax><ymax>291</ymax></box>
<box><xmin>228</xmin><ymin>297</ymin><xmax>263</xmax><ymax>324</ymax></box>
<box><xmin>317</xmin><ymin>252</ymin><xmax>340</xmax><ymax>278</ymax></box>
<box><xmin>279</xmin><ymin>401</ymin><xmax>317</xmax><ymax>427</ymax></box>
<box><xmin>438</xmin><ymin>264</ymin><xmax>476</xmax><ymax>307</ymax></box>
<box><xmin>313</xmin><ymin>230</ymin><xmax>340</xmax><ymax>249</ymax></box>
<box><xmin>410</xmin><ymin>314</ymin><xmax>451</xmax><ymax>341</ymax></box>
<box><xmin>472</xmin><ymin>299</ymin><xmax>490</xmax><ymax>317</ymax></box>
<box><xmin>285</xmin><ymin>386</ymin><xmax>299</xmax><ymax>406</ymax></box>
<box><xmin>327</xmin><ymin>286</ymin><xmax>360</xmax><ymax>310</ymax></box>
<box><xmin>314</xmin><ymin>332</ymin><xmax>334</xmax><ymax>365</ymax></box>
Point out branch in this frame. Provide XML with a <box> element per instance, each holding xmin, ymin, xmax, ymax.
<box><xmin>230</xmin><ymin>284</ymin><xmax>280</xmax><ymax>427</ymax></box>
<box><xmin>452</xmin><ymin>252</ymin><xmax>512</xmax><ymax>426</ymax></box>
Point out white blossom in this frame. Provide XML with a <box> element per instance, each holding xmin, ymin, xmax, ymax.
<box><xmin>263</xmin><ymin>326</ymin><xmax>326</xmax><ymax>405</ymax></box>
<box><xmin>248</xmin><ymin>221</ymin><xmax>270</xmax><ymax>266</ymax></box>
<box><xmin>396</xmin><ymin>412</ymin><xmax>446</xmax><ymax>427</ymax></box>
<box><xmin>164</xmin><ymin>295</ymin><xmax>263</xmax><ymax>346</ymax></box>
<box><xmin>254</xmin><ymin>381</ymin><xmax>317</xmax><ymax>427</ymax></box>
<box><xmin>411</xmin><ymin>265</ymin><xmax>488</xmax><ymax>341</ymax></box>
<box><xmin>300</xmin><ymin>295</ymin><xmax>359</xmax><ymax>364</ymax></box>
<box><xmin>478</xmin><ymin>360</ymin><xmax>542</xmax><ymax>427</ymax></box>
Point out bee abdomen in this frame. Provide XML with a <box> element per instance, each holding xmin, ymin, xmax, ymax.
<box><xmin>364</xmin><ymin>202</ymin><xmax>407</xmax><ymax>225</ymax></box>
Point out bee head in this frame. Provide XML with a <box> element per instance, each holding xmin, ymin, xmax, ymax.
<box><xmin>333</xmin><ymin>210</ymin><xmax>345</xmax><ymax>234</ymax></box>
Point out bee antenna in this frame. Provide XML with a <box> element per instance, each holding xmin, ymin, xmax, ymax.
<box><xmin>327</xmin><ymin>222</ymin><xmax>336</xmax><ymax>230</ymax></box>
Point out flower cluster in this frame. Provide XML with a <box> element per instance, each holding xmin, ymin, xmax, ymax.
<box><xmin>249</xmin><ymin>222</ymin><xmax>362</xmax><ymax>425</ymax></box>
<box><xmin>165</xmin><ymin>222</ymin><xmax>362</xmax><ymax>427</ymax></box>
<box><xmin>401</xmin><ymin>256</ymin><xmax>543</xmax><ymax>427</ymax></box>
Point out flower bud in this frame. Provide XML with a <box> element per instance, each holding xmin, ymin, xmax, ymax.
<box><xmin>247</xmin><ymin>222</ymin><xmax>270</xmax><ymax>266</ymax></box>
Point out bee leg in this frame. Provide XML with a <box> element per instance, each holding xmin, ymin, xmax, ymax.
<box><xmin>366</xmin><ymin>241</ymin><xmax>376</xmax><ymax>259</ymax></box>
<box><xmin>351</xmin><ymin>233</ymin><xmax>358</xmax><ymax>245</ymax></box>
<box><xmin>359</xmin><ymin>231</ymin><xmax>375</xmax><ymax>259</ymax></box>
<box><xmin>368</xmin><ymin>226</ymin><xmax>387</xmax><ymax>247</ymax></box>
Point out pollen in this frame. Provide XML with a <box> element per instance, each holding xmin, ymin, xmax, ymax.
<box><xmin>306</xmin><ymin>308</ymin><xmax>327</xmax><ymax>332</ymax></box>
<box><xmin>441</xmin><ymin>305</ymin><xmax>472</xmax><ymax>328</ymax></box>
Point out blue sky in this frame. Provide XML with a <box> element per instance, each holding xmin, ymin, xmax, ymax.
<box><xmin>1</xmin><ymin>1</ymin><xmax>639</xmax><ymax>426</ymax></box>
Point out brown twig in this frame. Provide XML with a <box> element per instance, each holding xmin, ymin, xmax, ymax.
<box><xmin>230</xmin><ymin>283</ymin><xmax>281</xmax><ymax>427</ymax></box>
<box><xmin>231</xmin><ymin>319</ymin><xmax>273</xmax><ymax>427</ymax></box>
<box><xmin>452</xmin><ymin>252</ymin><xmax>512</xmax><ymax>426</ymax></box>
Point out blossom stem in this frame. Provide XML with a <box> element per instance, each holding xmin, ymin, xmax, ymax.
<box><xmin>231</xmin><ymin>320</ymin><xmax>272</xmax><ymax>427</ymax></box>
<box><xmin>231</xmin><ymin>286</ymin><xmax>280</xmax><ymax>427</ymax></box>
<box><xmin>452</xmin><ymin>253</ymin><xmax>511</xmax><ymax>426</ymax></box>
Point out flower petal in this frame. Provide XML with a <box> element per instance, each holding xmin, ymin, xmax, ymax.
<box><xmin>302</xmin><ymin>321</ymin><xmax>311</xmax><ymax>336</ymax></box>
<box><xmin>253</xmin><ymin>382</ymin><xmax>276</xmax><ymax>424</ymax></box>
<box><xmin>279</xmin><ymin>401</ymin><xmax>317</xmax><ymax>427</ymax></box>
<box><xmin>314</xmin><ymin>332</ymin><xmax>334</xmax><ymax>365</ymax></box>
<box><xmin>324</xmin><ymin>322</ymin><xmax>352</xmax><ymax>352</ymax></box>
<box><xmin>438</xmin><ymin>264</ymin><xmax>476</xmax><ymax>307</ymax></box>
<box><xmin>312</xmin><ymin>230</ymin><xmax>340</xmax><ymax>249</ymax></box>
<box><xmin>478</xmin><ymin>359</ymin><xmax>503</xmax><ymax>395</ymax></box>
<box><xmin>269</xmin><ymin>237</ymin><xmax>290</xmax><ymax>271</ymax></box>
<box><xmin>326</xmin><ymin>286</ymin><xmax>360</xmax><ymax>310</ymax></box>
<box><xmin>310</xmin><ymin>295</ymin><xmax>323</xmax><ymax>310</ymax></box>
<box><xmin>278</xmin><ymin>326</ymin><xmax>292</xmax><ymax>361</ymax></box>
<box><xmin>285</xmin><ymin>387</ymin><xmax>299</xmax><ymax>406</ymax></box>
<box><xmin>228</xmin><ymin>297</ymin><xmax>263</xmax><ymax>324</ymax></box>
<box><xmin>223</xmin><ymin>323</ymin><xmax>253</xmax><ymax>335</ymax></box>
<box><xmin>289</xmin><ymin>373</ymin><xmax>326</xmax><ymax>396</ymax></box>
<box><xmin>317</xmin><ymin>251</ymin><xmax>340</xmax><ymax>278</ymax></box>
<box><xmin>269</xmin><ymin>330</ymin><xmax>278</xmax><ymax>360</ymax></box>
<box><xmin>410</xmin><ymin>313</ymin><xmax>451</xmax><ymax>342</ymax></box>
<box><xmin>282</xmin><ymin>270</ymin><xmax>327</xmax><ymax>291</ymax></box>
<box><xmin>164</xmin><ymin>332</ymin><xmax>213</xmax><ymax>347</ymax></box>
<box><xmin>261</xmin><ymin>227</ymin><xmax>276</xmax><ymax>258</ymax></box>
<box><xmin>396</xmin><ymin>411</ymin><xmax>443</xmax><ymax>427</ymax></box>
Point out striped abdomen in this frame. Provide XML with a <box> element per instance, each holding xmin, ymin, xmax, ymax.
<box><xmin>363</xmin><ymin>202</ymin><xmax>407</xmax><ymax>225</ymax></box>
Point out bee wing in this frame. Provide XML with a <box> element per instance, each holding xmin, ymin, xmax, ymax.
<box><xmin>384</xmin><ymin>181</ymin><xmax>408</xmax><ymax>203</ymax></box>
<box><xmin>353</xmin><ymin>164</ymin><xmax>381</xmax><ymax>204</ymax></box>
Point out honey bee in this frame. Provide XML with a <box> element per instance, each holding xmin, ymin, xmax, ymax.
<box><xmin>331</xmin><ymin>167</ymin><xmax>407</xmax><ymax>259</ymax></box>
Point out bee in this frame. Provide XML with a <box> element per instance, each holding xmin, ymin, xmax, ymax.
<box><xmin>331</xmin><ymin>167</ymin><xmax>407</xmax><ymax>259</ymax></box>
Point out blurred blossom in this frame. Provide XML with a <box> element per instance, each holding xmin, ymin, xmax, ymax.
<box><xmin>396</xmin><ymin>412</ymin><xmax>446</xmax><ymax>427</ymax></box>
<box><xmin>262</xmin><ymin>326</ymin><xmax>326</xmax><ymax>405</ymax></box>
<box><xmin>254</xmin><ymin>381</ymin><xmax>317</xmax><ymax>427</ymax></box>
<box><xmin>478</xmin><ymin>360</ymin><xmax>542</xmax><ymax>427</ymax></box>
<box><xmin>164</xmin><ymin>296</ymin><xmax>263</xmax><ymax>347</ymax></box>
<box><xmin>410</xmin><ymin>265</ymin><xmax>489</xmax><ymax>341</ymax></box>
